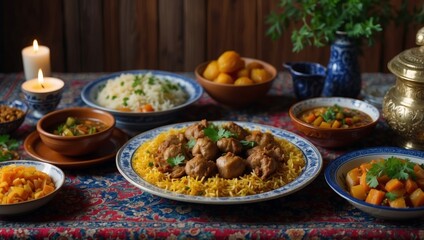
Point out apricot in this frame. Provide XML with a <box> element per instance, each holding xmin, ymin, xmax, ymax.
<box><xmin>217</xmin><ymin>51</ymin><xmax>242</xmax><ymax>73</ymax></box>
<box><xmin>234</xmin><ymin>77</ymin><xmax>254</xmax><ymax>85</ymax></box>
<box><xmin>203</xmin><ymin>60</ymin><xmax>220</xmax><ymax>81</ymax></box>
<box><xmin>236</xmin><ymin>68</ymin><xmax>250</xmax><ymax>78</ymax></box>
<box><xmin>250</xmin><ymin>68</ymin><xmax>271</xmax><ymax>83</ymax></box>
<box><xmin>247</xmin><ymin>61</ymin><xmax>264</xmax><ymax>70</ymax></box>
<box><xmin>214</xmin><ymin>73</ymin><xmax>234</xmax><ymax>84</ymax></box>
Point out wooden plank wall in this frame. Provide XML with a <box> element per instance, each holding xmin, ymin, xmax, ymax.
<box><xmin>1</xmin><ymin>0</ymin><xmax>422</xmax><ymax>74</ymax></box>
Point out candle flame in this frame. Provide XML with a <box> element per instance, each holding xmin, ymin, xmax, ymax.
<box><xmin>38</xmin><ymin>69</ymin><xmax>45</xmax><ymax>88</ymax></box>
<box><xmin>33</xmin><ymin>39</ymin><xmax>39</xmax><ymax>52</ymax></box>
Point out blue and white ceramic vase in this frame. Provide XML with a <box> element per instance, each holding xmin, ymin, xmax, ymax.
<box><xmin>322</xmin><ymin>31</ymin><xmax>361</xmax><ymax>98</ymax></box>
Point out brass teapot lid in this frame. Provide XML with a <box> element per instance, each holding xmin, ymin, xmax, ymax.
<box><xmin>388</xmin><ymin>27</ymin><xmax>424</xmax><ymax>82</ymax></box>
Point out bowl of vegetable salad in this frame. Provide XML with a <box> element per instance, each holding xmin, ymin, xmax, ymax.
<box><xmin>325</xmin><ymin>147</ymin><xmax>424</xmax><ymax>220</ymax></box>
<box><xmin>288</xmin><ymin>97</ymin><xmax>380</xmax><ymax>148</ymax></box>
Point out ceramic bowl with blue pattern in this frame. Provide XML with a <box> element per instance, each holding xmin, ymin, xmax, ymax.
<box><xmin>81</xmin><ymin>70</ymin><xmax>203</xmax><ymax>131</ymax></box>
<box><xmin>0</xmin><ymin>100</ymin><xmax>28</xmax><ymax>134</ymax></box>
<box><xmin>325</xmin><ymin>147</ymin><xmax>424</xmax><ymax>220</ymax></box>
<box><xmin>289</xmin><ymin>97</ymin><xmax>380</xmax><ymax>148</ymax></box>
<box><xmin>0</xmin><ymin>160</ymin><xmax>65</xmax><ymax>215</ymax></box>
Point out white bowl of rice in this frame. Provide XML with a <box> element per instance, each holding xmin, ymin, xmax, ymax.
<box><xmin>81</xmin><ymin>70</ymin><xmax>203</xmax><ymax>131</ymax></box>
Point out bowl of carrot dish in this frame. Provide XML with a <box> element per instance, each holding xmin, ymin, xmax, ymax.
<box><xmin>325</xmin><ymin>147</ymin><xmax>424</xmax><ymax>220</ymax></box>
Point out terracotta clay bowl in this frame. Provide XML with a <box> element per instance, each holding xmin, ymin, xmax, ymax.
<box><xmin>36</xmin><ymin>107</ymin><xmax>115</xmax><ymax>156</ymax></box>
<box><xmin>195</xmin><ymin>57</ymin><xmax>277</xmax><ymax>107</ymax></box>
<box><xmin>289</xmin><ymin>97</ymin><xmax>380</xmax><ymax>148</ymax></box>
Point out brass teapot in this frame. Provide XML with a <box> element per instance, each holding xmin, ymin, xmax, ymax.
<box><xmin>383</xmin><ymin>27</ymin><xmax>424</xmax><ymax>150</ymax></box>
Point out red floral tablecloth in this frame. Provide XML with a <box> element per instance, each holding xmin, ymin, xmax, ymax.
<box><xmin>1</xmin><ymin>72</ymin><xmax>422</xmax><ymax>239</ymax></box>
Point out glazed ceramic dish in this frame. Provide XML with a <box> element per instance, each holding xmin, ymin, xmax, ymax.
<box><xmin>36</xmin><ymin>107</ymin><xmax>116</xmax><ymax>156</ymax></box>
<box><xmin>195</xmin><ymin>58</ymin><xmax>277</xmax><ymax>107</ymax></box>
<box><xmin>325</xmin><ymin>147</ymin><xmax>424</xmax><ymax>220</ymax></box>
<box><xmin>0</xmin><ymin>99</ymin><xmax>28</xmax><ymax>134</ymax></box>
<box><xmin>0</xmin><ymin>160</ymin><xmax>65</xmax><ymax>215</ymax></box>
<box><xmin>24</xmin><ymin>128</ymin><xmax>128</xmax><ymax>169</ymax></box>
<box><xmin>81</xmin><ymin>70</ymin><xmax>203</xmax><ymax>131</ymax></box>
<box><xmin>116</xmin><ymin>121</ymin><xmax>323</xmax><ymax>204</ymax></box>
<box><xmin>289</xmin><ymin>97</ymin><xmax>380</xmax><ymax>148</ymax></box>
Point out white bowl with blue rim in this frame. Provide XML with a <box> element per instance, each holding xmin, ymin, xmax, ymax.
<box><xmin>117</xmin><ymin>121</ymin><xmax>323</xmax><ymax>204</ymax></box>
<box><xmin>81</xmin><ymin>70</ymin><xmax>203</xmax><ymax>131</ymax></box>
<box><xmin>0</xmin><ymin>160</ymin><xmax>65</xmax><ymax>215</ymax></box>
<box><xmin>325</xmin><ymin>147</ymin><xmax>424</xmax><ymax>220</ymax></box>
<box><xmin>0</xmin><ymin>100</ymin><xmax>28</xmax><ymax>134</ymax></box>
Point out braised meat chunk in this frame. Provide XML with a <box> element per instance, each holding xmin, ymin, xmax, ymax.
<box><xmin>192</xmin><ymin>137</ymin><xmax>219</xmax><ymax>160</ymax></box>
<box><xmin>184</xmin><ymin>119</ymin><xmax>208</xmax><ymax>140</ymax></box>
<box><xmin>222</xmin><ymin>122</ymin><xmax>248</xmax><ymax>140</ymax></box>
<box><xmin>216</xmin><ymin>152</ymin><xmax>246</xmax><ymax>179</ymax></box>
<box><xmin>245</xmin><ymin>130</ymin><xmax>277</xmax><ymax>147</ymax></box>
<box><xmin>217</xmin><ymin>137</ymin><xmax>242</xmax><ymax>154</ymax></box>
<box><xmin>246</xmin><ymin>148</ymin><xmax>278</xmax><ymax>180</ymax></box>
<box><xmin>185</xmin><ymin>155</ymin><xmax>217</xmax><ymax>179</ymax></box>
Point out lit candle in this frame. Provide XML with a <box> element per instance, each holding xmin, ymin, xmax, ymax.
<box><xmin>21</xmin><ymin>69</ymin><xmax>64</xmax><ymax>93</ymax></box>
<box><xmin>21</xmin><ymin>39</ymin><xmax>51</xmax><ymax>80</ymax></box>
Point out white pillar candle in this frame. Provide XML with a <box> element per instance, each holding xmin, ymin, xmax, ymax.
<box><xmin>21</xmin><ymin>40</ymin><xmax>51</xmax><ymax>80</ymax></box>
<box><xmin>21</xmin><ymin>69</ymin><xmax>64</xmax><ymax>93</ymax></box>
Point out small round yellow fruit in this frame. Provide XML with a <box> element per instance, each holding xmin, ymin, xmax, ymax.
<box><xmin>203</xmin><ymin>60</ymin><xmax>220</xmax><ymax>81</ymax></box>
<box><xmin>214</xmin><ymin>73</ymin><xmax>234</xmax><ymax>84</ymax></box>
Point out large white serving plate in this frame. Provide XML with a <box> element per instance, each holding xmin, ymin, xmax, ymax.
<box><xmin>116</xmin><ymin>121</ymin><xmax>323</xmax><ymax>204</ymax></box>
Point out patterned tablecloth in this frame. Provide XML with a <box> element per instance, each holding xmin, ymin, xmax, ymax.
<box><xmin>0</xmin><ymin>72</ymin><xmax>422</xmax><ymax>239</ymax></box>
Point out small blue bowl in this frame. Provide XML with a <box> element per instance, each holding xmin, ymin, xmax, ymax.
<box><xmin>0</xmin><ymin>100</ymin><xmax>28</xmax><ymax>134</ymax></box>
<box><xmin>81</xmin><ymin>70</ymin><xmax>203</xmax><ymax>131</ymax></box>
<box><xmin>325</xmin><ymin>147</ymin><xmax>424</xmax><ymax>220</ymax></box>
<box><xmin>284</xmin><ymin>62</ymin><xmax>326</xmax><ymax>100</ymax></box>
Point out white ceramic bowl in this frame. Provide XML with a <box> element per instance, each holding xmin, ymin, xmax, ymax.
<box><xmin>289</xmin><ymin>97</ymin><xmax>380</xmax><ymax>148</ymax></box>
<box><xmin>0</xmin><ymin>160</ymin><xmax>65</xmax><ymax>215</ymax></box>
<box><xmin>325</xmin><ymin>147</ymin><xmax>424</xmax><ymax>220</ymax></box>
<box><xmin>81</xmin><ymin>70</ymin><xmax>203</xmax><ymax>131</ymax></box>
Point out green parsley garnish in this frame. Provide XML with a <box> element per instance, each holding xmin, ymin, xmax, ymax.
<box><xmin>123</xmin><ymin>97</ymin><xmax>129</xmax><ymax>106</ymax></box>
<box><xmin>203</xmin><ymin>125</ymin><xmax>237</xmax><ymax>142</ymax></box>
<box><xmin>148</xmin><ymin>77</ymin><xmax>156</xmax><ymax>85</ymax></box>
<box><xmin>0</xmin><ymin>134</ymin><xmax>19</xmax><ymax>162</ymax></box>
<box><xmin>111</xmin><ymin>95</ymin><xmax>117</xmax><ymax>100</ymax></box>
<box><xmin>321</xmin><ymin>104</ymin><xmax>341</xmax><ymax>122</ymax></box>
<box><xmin>186</xmin><ymin>139</ymin><xmax>196</xmax><ymax>149</ymax></box>
<box><xmin>148</xmin><ymin>162</ymin><xmax>154</xmax><ymax>167</ymax></box>
<box><xmin>167</xmin><ymin>155</ymin><xmax>185</xmax><ymax>167</ymax></box>
<box><xmin>132</xmin><ymin>75</ymin><xmax>142</xmax><ymax>87</ymax></box>
<box><xmin>385</xmin><ymin>192</ymin><xmax>398</xmax><ymax>201</ymax></box>
<box><xmin>366</xmin><ymin>156</ymin><xmax>415</xmax><ymax>188</ymax></box>
<box><xmin>240</xmin><ymin>140</ymin><xmax>256</xmax><ymax>149</ymax></box>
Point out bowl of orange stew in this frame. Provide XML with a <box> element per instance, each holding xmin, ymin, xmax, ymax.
<box><xmin>37</xmin><ymin>107</ymin><xmax>115</xmax><ymax>156</ymax></box>
<box><xmin>289</xmin><ymin>97</ymin><xmax>380</xmax><ymax>148</ymax></box>
<box><xmin>325</xmin><ymin>147</ymin><xmax>424</xmax><ymax>220</ymax></box>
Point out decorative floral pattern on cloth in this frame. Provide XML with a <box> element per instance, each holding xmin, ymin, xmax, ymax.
<box><xmin>0</xmin><ymin>72</ymin><xmax>421</xmax><ymax>239</ymax></box>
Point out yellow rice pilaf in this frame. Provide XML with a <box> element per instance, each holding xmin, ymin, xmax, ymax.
<box><xmin>132</xmin><ymin>127</ymin><xmax>306</xmax><ymax>197</ymax></box>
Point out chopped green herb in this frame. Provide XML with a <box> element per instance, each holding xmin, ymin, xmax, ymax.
<box><xmin>120</xmin><ymin>81</ymin><xmax>124</xmax><ymax>86</ymax></box>
<box><xmin>240</xmin><ymin>140</ymin><xmax>256</xmax><ymax>149</ymax></box>
<box><xmin>123</xmin><ymin>97</ymin><xmax>129</xmax><ymax>106</ymax></box>
<box><xmin>321</xmin><ymin>105</ymin><xmax>341</xmax><ymax>122</ymax></box>
<box><xmin>148</xmin><ymin>77</ymin><xmax>156</xmax><ymax>85</ymax></box>
<box><xmin>203</xmin><ymin>126</ymin><xmax>237</xmax><ymax>142</ymax></box>
<box><xmin>186</xmin><ymin>139</ymin><xmax>196</xmax><ymax>149</ymax></box>
<box><xmin>366</xmin><ymin>156</ymin><xmax>415</xmax><ymax>188</ymax></box>
<box><xmin>167</xmin><ymin>155</ymin><xmax>185</xmax><ymax>167</ymax></box>
<box><xmin>148</xmin><ymin>162</ymin><xmax>154</xmax><ymax>167</ymax></box>
<box><xmin>112</xmin><ymin>95</ymin><xmax>117</xmax><ymax>100</ymax></box>
<box><xmin>132</xmin><ymin>75</ymin><xmax>142</xmax><ymax>88</ymax></box>
<box><xmin>0</xmin><ymin>134</ymin><xmax>19</xmax><ymax>162</ymax></box>
<box><xmin>386</xmin><ymin>192</ymin><xmax>398</xmax><ymax>201</ymax></box>
<box><xmin>134</xmin><ymin>89</ymin><xmax>145</xmax><ymax>95</ymax></box>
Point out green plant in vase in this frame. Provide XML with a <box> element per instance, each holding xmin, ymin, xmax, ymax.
<box><xmin>266</xmin><ymin>0</ymin><xmax>424</xmax><ymax>97</ymax></box>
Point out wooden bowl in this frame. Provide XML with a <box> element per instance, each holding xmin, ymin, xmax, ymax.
<box><xmin>195</xmin><ymin>58</ymin><xmax>277</xmax><ymax>107</ymax></box>
<box><xmin>289</xmin><ymin>97</ymin><xmax>380</xmax><ymax>148</ymax></box>
<box><xmin>37</xmin><ymin>107</ymin><xmax>115</xmax><ymax>156</ymax></box>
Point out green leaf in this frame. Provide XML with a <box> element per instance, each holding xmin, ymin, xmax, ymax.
<box><xmin>186</xmin><ymin>139</ymin><xmax>196</xmax><ymax>149</ymax></box>
<box><xmin>366</xmin><ymin>156</ymin><xmax>416</xmax><ymax>188</ymax></box>
<box><xmin>386</xmin><ymin>192</ymin><xmax>398</xmax><ymax>201</ymax></box>
<box><xmin>240</xmin><ymin>140</ymin><xmax>256</xmax><ymax>149</ymax></box>
<box><xmin>203</xmin><ymin>126</ymin><xmax>237</xmax><ymax>142</ymax></box>
<box><xmin>167</xmin><ymin>155</ymin><xmax>185</xmax><ymax>167</ymax></box>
